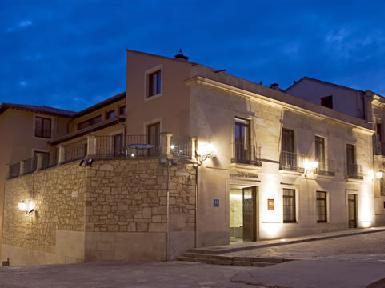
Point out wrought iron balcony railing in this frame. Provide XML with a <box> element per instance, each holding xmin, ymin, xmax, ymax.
<box><xmin>346</xmin><ymin>164</ymin><xmax>363</xmax><ymax>179</ymax></box>
<box><xmin>279</xmin><ymin>151</ymin><xmax>297</xmax><ymax>171</ymax></box>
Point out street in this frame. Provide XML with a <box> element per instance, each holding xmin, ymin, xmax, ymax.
<box><xmin>1</xmin><ymin>231</ymin><xmax>385</xmax><ymax>288</ymax></box>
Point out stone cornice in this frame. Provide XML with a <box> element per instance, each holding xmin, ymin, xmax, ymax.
<box><xmin>186</xmin><ymin>76</ymin><xmax>373</xmax><ymax>135</ymax></box>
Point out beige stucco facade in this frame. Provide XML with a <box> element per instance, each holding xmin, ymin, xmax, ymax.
<box><xmin>0</xmin><ymin>108</ymin><xmax>71</xmax><ymax>257</ymax></box>
<box><xmin>0</xmin><ymin>50</ymin><xmax>382</xmax><ymax>266</ymax></box>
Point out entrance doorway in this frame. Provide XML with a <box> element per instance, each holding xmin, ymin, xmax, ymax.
<box><xmin>229</xmin><ymin>186</ymin><xmax>258</xmax><ymax>242</ymax></box>
<box><xmin>348</xmin><ymin>194</ymin><xmax>358</xmax><ymax>228</ymax></box>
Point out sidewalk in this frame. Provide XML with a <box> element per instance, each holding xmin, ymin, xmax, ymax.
<box><xmin>178</xmin><ymin>226</ymin><xmax>385</xmax><ymax>266</ymax></box>
<box><xmin>191</xmin><ymin>226</ymin><xmax>385</xmax><ymax>255</ymax></box>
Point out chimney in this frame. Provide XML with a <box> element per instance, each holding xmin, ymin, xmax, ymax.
<box><xmin>174</xmin><ymin>49</ymin><xmax>189</xmax><ymax>61</ymax></box>
<box><xmin>270</xmin><ymin>82</ymin><xmax>280</xmax><ymax>90</ymax></box>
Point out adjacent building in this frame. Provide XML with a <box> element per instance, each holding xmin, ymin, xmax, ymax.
<box><xmin>287</xmin><ymin>77</ymin><xmax>385</xmax><ymax>226</ymax></box>
<box><xmin>0</xmin><ymin>50</ymin><xmax>382</xmax><ymax>266</ymax></box>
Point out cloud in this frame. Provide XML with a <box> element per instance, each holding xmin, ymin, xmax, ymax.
<box><xmin>6</xmin><ymin>19</ymin><xmax>33</xmax><ymax>32</ymax></box>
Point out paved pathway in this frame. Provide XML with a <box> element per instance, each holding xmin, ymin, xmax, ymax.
<box><xmin>1</xmin><ymin>231</ymin><xmax>385</xmax><ymax>288</ymax></box>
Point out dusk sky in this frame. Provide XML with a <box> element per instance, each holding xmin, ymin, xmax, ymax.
<box><xmin>2</xmin><ymin>0</ymin><xmax>385</xmax><ymax>111</ymax></box>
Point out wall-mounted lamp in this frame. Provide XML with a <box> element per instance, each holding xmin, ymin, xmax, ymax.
<box><xmin>18</xmin><ymin>200</ymin><xmax>36</xmax><ymax>214</ymax></box>
<box><xmin>376</xmin><ymin>171</ymin><xmax>383</xmax><ymax>179</ymax></box>
<box><xmin>196</xmin><ymin>142</ymin><xmax>217</xmax><ymax>165</ymax></box>
<box><xmin>303</xmin><ymin>160</ymin><xmax>318</xmax><ymax>177</ymax></box>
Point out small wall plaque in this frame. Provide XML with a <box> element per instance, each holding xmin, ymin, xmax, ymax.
<box><xmin>213</xmin><ymin>198</ymin><xmax>220</xmax><ymax>207</ymax></box>
<box><xmin>267</xmin><ymin>198</ymin><xmax>275</xmax><ymax>210</ymax></box>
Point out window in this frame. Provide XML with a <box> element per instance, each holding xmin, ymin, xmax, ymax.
<box><xmin>147</xmin><ymin>70</ymin><xmax>161</xmax><ymax>97</ymax></box>
<box><xmin>377</xmin><ymin>123</ymin><xmax>382</xmax><ymax>142</ymax></box>
<box><xmin>35</xmin><ymin>116</ymin><xmax>51</xmax><ymax>138</ymax></box>
<box><xmin>147</xmin><ymin>122</ymin><xmax>160</xmax><ymax>155</ymax></box>
<box><xmin>282</xmin><ymin>188</ymin><xmax>296</xmax><ymax>223</ymax></box>
<box><xmin>234</xmin><ymin>118</ymin><xmax>250</xmax><ymax>163</ymax></box>
<box><xmin>346</xmin><ymin>144</ymin><xmax>356</xmax><ymax>176</ymax></box>
<box><xmin>321</xmin><ymin>95</ymin><xmax>333</xmax><ymax>109</ymax></box>
<box><xmin>77</xmin><ymin>115</ymin><xmax>102</xmax><ymax>130</ymax></box>
<box><xmin>106</xmin><ymin>110</ymin><xmax>116</xmax><ymax>120</ymax></box>
<box><xmin>119</xmin><ymin>106</ymin><xmax>126</xmax><ymax>115</ymax></box>
<box><xmin>316</xmin><ymin>191</ymin><xmax>327</xmax><ymax>223</ymax></box>
<box><xmin>315</xmin><ymin>136</ymin><xmax>326</xmax><ymax>171</ymax></box>
<box><xmin>280</xmin><ymin>128</ymin><xmax>296</xmax><ymax>170</ymax></box>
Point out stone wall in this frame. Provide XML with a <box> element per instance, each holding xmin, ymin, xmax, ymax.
<box><xmin>2</xmin><ymin>163</ymin><xmax>87</xmax><ymax>265</ymax></box>
<box><xmin>85</xmin><ymin>159</ymin><xmax>196</xmax><ymax>261</ymax></box>
<box><xmin>1</xmin><ymin>158</ymin><xmax>196</xmax><ymax>266</ymax></box>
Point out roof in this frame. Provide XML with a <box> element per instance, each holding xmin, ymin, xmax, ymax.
<box><xmin>50</xmin><ymin>116</ymin><xmax>126</xmax><ymax>145</ymax></box>
<box><xmin>0</xmin><ymin>103</ymin><xmax>75</xmax><ymax>117</ymax></box>
<box><xmin>126</xmin><ymin>49</ymin><xmax>221</xmax><ymax>72</ymax></box>
<box><xmin>74</xmin><ymin>92</ymin><xmax>126</xmax><ymax>117</ymax></box>
<box><xmin>0</xmin><ymin>91</ymin><xmax>126</xmax><ymax>118</ymax></box>
<box><xmin>285</xmin><ymin>76</ymin><xmax>366</xmax><ymax>94</ymax></box>
<box><xmin>187</xmin><ymin>75</ymin><xmax>372</xmax><ymax>132</ymax></box>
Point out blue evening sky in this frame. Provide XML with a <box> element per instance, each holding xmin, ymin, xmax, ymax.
<box><xmin>1</xmin><ymin>0</ymin><xmax>385</xmax><ymax>111</ymax></box>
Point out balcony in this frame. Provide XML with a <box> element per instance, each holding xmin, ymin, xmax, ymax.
<box><xmin>8</xmin><ymin>150</ymin><xmax>58</xmax><ymax>179</ymax></box>
<box><xmin>279</xmin><ymin>151</ymin><xmax>297</xmax><ymax>171</ymax></box>
<box><xmin>315</xmin><ymin>160</ymin><xmax>335</xmax><ymax>176</ymax></box>
<box><xmin>8</xmin><ymin>134</ymin><xmax>195</xmax><ymax>179</ymax></box>
<box><xmin>346</xmin><ymin>164</ymin><xmax>363</xmax><ymax>179</ymax></box>
<box><xmin>231</xmin><ymin>145</ymin><xmax>262</xmax><ymax>166</ymax></box>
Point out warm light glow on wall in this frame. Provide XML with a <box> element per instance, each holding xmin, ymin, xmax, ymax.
<box><xmin>197</xmin><ymin>142</ymin><xmax>217</xmax><ymax>158</ymax></box>
<box><xmin>358</xmin><ymin>183</ymin><xmax>374</xmax><ymax>228</ymax></box>
<box><xmin>18</xmin><ymin>200</ymin><xmax>36</xmax><ymax>214</ymax></box>
<box><xmin>259</xmin><ymin>173</ymin><xmax>283</xmax><ymax>239</ymax></box>
<box><xmin>196</xmin><ymin>142</ymin><xmax>217</xmax><ymax>164</ymax></box>
<box><xmin>303</xmin><ymin>159</ymin><xmax>318</xmax><ymax>176</ymax></box>
<box><xmin>375</xmin><ymin>171</ymin><xmax>383</xmax><ymax>179</ymax></box>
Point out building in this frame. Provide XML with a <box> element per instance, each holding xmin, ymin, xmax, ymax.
<box><xmin>0</xmin><ymin>103</ymin><xmax>74</xmax><ymax>258</ymax></box>
<box><xmin>287</xmin><ymin>77</ymin><xmax>385</xmax><ymax>226</ymax></box>
<box><xmin>0</xmin><ymin>50</ymin><xmax>380</xmax><ymax>266</ymax></box>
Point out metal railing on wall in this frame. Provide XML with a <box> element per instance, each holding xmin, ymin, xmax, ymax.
<box><xmin>279</xmin><ymin>151</ymin><xmax>297</xmax><ymax>171</ymax></box>
<box><xmin>8</xmin><ymin>133</ymin><xmax>196</xmax><ymax>179</ymax></box>
<box><xmin>63</xmin><ymin>140</ymin><xmax>87</xmax><ymax>163</ymax></box>
<box><xmin>346</xmin><ymin>163</ymin><xmax>363</xmax><ymax>179</ymax></box>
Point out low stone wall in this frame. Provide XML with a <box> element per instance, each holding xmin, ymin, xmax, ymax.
<box><xmin>1</xmin><ymin>158</ymin><xmax>196</xmax><ymax>266</ymax></box>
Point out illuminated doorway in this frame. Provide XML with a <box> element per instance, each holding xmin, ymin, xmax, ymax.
<box><xmin>230</xmin><ymin>186</ymin><xmax>258</xmax><ymax>242</ymax></box>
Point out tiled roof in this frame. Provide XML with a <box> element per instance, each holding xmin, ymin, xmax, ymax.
<box><xmin>0</xmin><ymin>92</ymin><xmax>126</xmax><ymax>118</ymax></box>
<box><xmin>286</xmin><ymin>76</ymin><xmax>365</xmax><ymax>93</ymax></box>
<box><xmin>0</xmin><ymin>103</ymin><xmax>75</xmax><ymax>117</ymax></box>
<box><xmin>74</xmin><ymin>92</ymin><xmax>125</xmax><ymax>117</ymax></box>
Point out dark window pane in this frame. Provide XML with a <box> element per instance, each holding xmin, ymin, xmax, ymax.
<box><xmin>119</xmin><ymin>106</ymin><xmax>126</xmax><ymax>115</ymax></box>
<box><xmin>148</xmin><ymin>70</ymin><xmax>162</xmax><ymax>97</ymax></box>
<box><xmin>321</xmin><ymin>95</ymin><xmax>333</xmax><ymax>109</ymax></box>
<box><xmin>35</xmin><ymin>116</ymin><xmax>51</xmax><ymax>138</ymax></box>
<box><xmin>283</xmin><ymin>188</ymin><xmax>296</xmax><ymax>223</ymax></box>
<box><xmin>315</xmin><ymin>136</ymin><xmax>326</xmax><ymax>170</ymax></box>
<box><xmin>234</xmin><ymin>118</ymin><xmax>250</xmax><ymax>163</ymax></box>
<box><xmin>316</xmin><ymin>191</ymin><xmax>327</xmax><ymax>222</ymax></box>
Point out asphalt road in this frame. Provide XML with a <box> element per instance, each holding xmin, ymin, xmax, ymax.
<box><xmin>1</xmin><ymin>231</ymin><xmax>385</xmax><ymax>288</ymax></box>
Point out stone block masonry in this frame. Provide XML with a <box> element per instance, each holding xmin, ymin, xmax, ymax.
<box><xmin>1</xmin><ymin>158</ymin><xmax>197</xmax><ymax>266</ymax></box>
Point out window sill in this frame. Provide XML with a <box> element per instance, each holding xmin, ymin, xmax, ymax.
<box><xmin>145</xmin><ymin>93</ymin><xmax>162</xmax><ymax>101</ymax></box>
<box><xmin>230</xmin><ymin>159</ymin><xmax>262</xmax><ymax>167</ymax></box>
